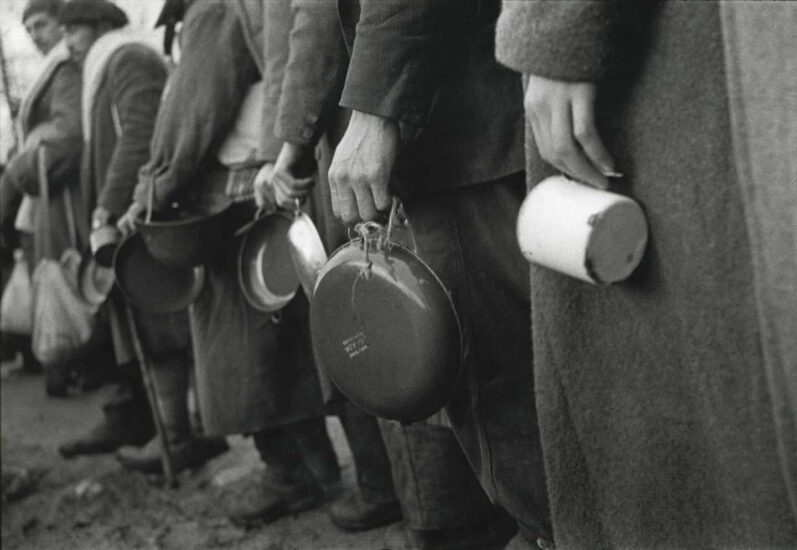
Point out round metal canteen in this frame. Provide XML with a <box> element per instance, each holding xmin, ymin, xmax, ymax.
<box><xmin>237</xmin><ymin>210</ymin><xmax>300</xmax><ymax>313</ymax></box>
<box><xmin>310</xmin><ymin>214</ymin><xmax>463</xmax><ymax>423</ymax></box>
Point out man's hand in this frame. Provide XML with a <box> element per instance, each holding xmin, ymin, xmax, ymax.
<box><xmin>269</xmin><ymin>143</ymin><xmax>315</xmax><ymax>209</ymax></box>
<box><xmin>524</xmin><ymin>75</ymin><xmax>617</xmax><ymax>189</ymax></box>
<box><xmin>328</xmin><ymin>110</ymin><xmax>398</xmax><ymax>224</ymax></box>
<box><xmin>253</xmin><ymin>162</ymin><xmax>275</xmax><ymax>209</ymax></box>
<box><xmin>117</xmin><ymin>202</ymin><xmax>144</xmax><ymax>235</ymax></box>
<box><xmin>92</xmin><ymin>206</ymin><xmax>112</xmax><ymax>230</ymax></box>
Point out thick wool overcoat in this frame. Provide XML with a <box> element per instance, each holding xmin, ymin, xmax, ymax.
<box><xmin>496</xmin><ymin>2</ymin><xmax>797</xmax><ymax>548</ymax></box>
<box><xmin>0</xmin><ymin>56</ymin><xmax>82</xmax><ymax>265</ymax></box>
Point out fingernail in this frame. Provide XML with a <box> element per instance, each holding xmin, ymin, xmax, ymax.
<box><xmin>601</xmin><ymin>169</ymin><xmax>624</xmax><ymax>178</ymax></box>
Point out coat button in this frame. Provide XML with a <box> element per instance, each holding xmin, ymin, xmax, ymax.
<box><xmin>301</xmin><ymin>127</ymin><xmax>314</xmax><ymax>140</ymax></box>
<box><xmin>305</xmin><ymin>112</ymin><xmax>319</xmax><ymax>124</ymax></box>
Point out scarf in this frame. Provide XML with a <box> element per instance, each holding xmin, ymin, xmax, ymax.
<box><xmin>16</xmin><ymin>40</ymin><xmax>70</xmax><ymax>143</ymax></box>
<box><xmin>81</xmin><ymin>28</ymin><xmax>148</xmax><ymax>141</ymax></box>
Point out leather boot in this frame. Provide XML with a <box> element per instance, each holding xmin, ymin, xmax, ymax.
<box><xmin>226</xmin><ymin>467</ymin><xmax>326</xmax><ymax>528</ymax></box>
<box><xmin>149</xmin><ymin>355</ymin><xmax>193</xmax><ymax>446</ymax></box>
<box><xmin>116</xmin><ymin>355</ymin><xmax>226</xmax><ymax>473</ymax></box>
<box><xmin>226</xmin><ymin>426</ymin><xmax>333</xmax><ymax>528</ymax></box>
<box><xmin>116</xmin><ymin>436</ymin><xmax>228</xmax><ymax>474</ymax></box>
<box><xmin>58</xmin><ymin>379</ymin><xmax>153</xmax><ymax>458</ymax></box>
<box><xmin>58</xmin><ymin>414</ymin><xmax>152</xmax><ymax>458</ymax></box>
<box><xmin>328</xmin><ymin>489</ymin><xmax>403</xmax><ymax>532</ymax></box>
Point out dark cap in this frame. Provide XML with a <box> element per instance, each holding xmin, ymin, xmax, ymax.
<box><xmin>58</xmin><ymin>0</ymin><xmax>129</xmax><ymax>29</ymax></box>
<box><xmin>22</xmin><ymin>0</ymin><xmax>64</xmax><ymax>23</ymax></box>
<box><xmin>154</xmin><ymin>0</ymin><xmax>185</xmax><ymax>29</ymax></box>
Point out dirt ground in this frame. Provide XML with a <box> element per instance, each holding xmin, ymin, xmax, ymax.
<box><xmin>0</xmin><ymin>361</ymin><xmax>417</xmax><ymax>550</ymax></box>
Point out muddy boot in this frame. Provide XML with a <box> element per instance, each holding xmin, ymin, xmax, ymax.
<box><xmin>329</xmin><ymin>489</ymin><xmax>403</xmax><ymax>532</ymax></box>
<box><xmin>226</xmin><ymin>466</ymin><xmax>326</xmax><ymax>528</ymax></box>
<box><xmin>329</xmin><ymin>402</ymin><xmax>402</xmax><ymax>531</ymax></box>
<box><xmin>57</xmin><ymin>411</ymin><xmax>152</xmax><ymax>458</ymax></box>
<box><xmin>116</xmin><ymin>436</ymin><xmax>228</xmax><ymax>474</ymax></box>
<box><xmin>58</xmin><ymin>377</ymin><xmax>154</xmax><ymax>458</ymax></box>
<box><xmin>44</xmin><ymin>362</ymin><xmax>70</xmax><ymax>397</ymax></box>
<box><xmin>116</xmin><ymin>356</ymin><xmax>226</xmax><ymax>473</ymax></box>
<box><xmin>226</xmin><ymin>426</ymin><xmax>330</xmax><ymax>528</ymax></box>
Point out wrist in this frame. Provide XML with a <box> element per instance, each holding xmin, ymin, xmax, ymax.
<box><xmin>351</xmin><ymin>110</ymin><xmax>396</xmax><ymax>130</ymax></box>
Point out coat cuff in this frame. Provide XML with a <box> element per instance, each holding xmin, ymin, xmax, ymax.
<box><xmin>495</xmin><ymin>1</ymin><xmax>628</xmax><ymax>82</ymax></box>
<box><xmin>340</xmin><ymin>47</ymin><xmax>435</xmax><ymax>127</ymax></box>
<box><xmin>275</xmin><ymin>107</ymin><xmax>322</xmax><ymax>147</ymax></box>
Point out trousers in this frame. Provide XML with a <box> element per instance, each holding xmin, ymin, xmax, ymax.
<box><xmin>401</xmin><ymin>172</ymin><xmax>552</xmax><ymax>543</ymax></box>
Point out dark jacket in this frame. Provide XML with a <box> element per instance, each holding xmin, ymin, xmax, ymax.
<box><xmin>0</xmin><ymin>60</ymin><xmax>82</xmax><ymax>261</ymax></box>
<box><xmin>338</xmin><ymin>0</ymin><xmax>525</xmax><ymax>197</ymax></box>
<box><xmin>263</xmin><ymin>0</ymin><xmax>348</xmax><ymax>257</ymax></box>
<box><xmin>265</xmin><ymin>0</ymin><xmax>348</xmax><ymax>149</ymax></box>
<box><xmin>133</xmin><ymin>0</ymin><xmax>261</xmax><ymax>210</ymax></box>
<box><xmin>143</xmin><ymin>0</ymin><xmax>326</xmax><ymax>435</ymax></box>
<box><xmin>78</xmin><ymin>39</ymin><xmax>182</xmax><ymax>364</ymax></box>
<box><xmin>496</xmin><ymin>2</ymin><xmax>797</xmax><ymax>548</ymax></box>
<box><xmin>78</xmin><ymin>43</ymin><xmax>167</xmax><ymax>245</ymax></box>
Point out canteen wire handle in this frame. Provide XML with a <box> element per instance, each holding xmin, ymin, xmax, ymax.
<box><xmin>145</xmin><ymin>174</ymin><xmax>155</xmax><ymax>224</ymax></box>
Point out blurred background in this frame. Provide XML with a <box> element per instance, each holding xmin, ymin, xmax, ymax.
<box><xmin>0</xmin><ymin>0</ymin><xmax>167</xmax><ymax>163</ymax></box>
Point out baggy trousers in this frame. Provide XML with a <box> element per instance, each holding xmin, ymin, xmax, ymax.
<box><xmin>401</xmin><ymin>172</ymin><xmax>552</xmax><ymax>542</ymax></box>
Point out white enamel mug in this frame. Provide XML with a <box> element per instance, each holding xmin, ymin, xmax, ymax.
<box><xmin>516</xmin><ymin>175</ymin><xmax>649</xmax><ymax>284</ymax></box>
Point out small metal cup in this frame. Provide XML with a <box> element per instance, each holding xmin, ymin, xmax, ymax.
<box><xmin>90</xmin><ymin>225</ymin><xmax>121</xmax><ymax>268</ymax></box>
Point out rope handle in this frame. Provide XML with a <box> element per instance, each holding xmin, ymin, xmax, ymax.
<box><xmin>36</xmin><ymin>145</ymin><xmax>79</xmax><ymax>257</ymax></box>
<box><xmin>36</xmin><ymin>146</ymin><xmax>52</xmax><ymax>259</ymax></box>
<box><xmin>351</xmin><ymin>197</ymin><xmax>408</xmax><ymax>252</ymax></box>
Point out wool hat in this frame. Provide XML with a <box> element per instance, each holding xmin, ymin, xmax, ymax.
<box><xmin>22</xmin><ymin>0</ymin><xmax>63</xmax><ymax>23</ymax></box>
<box><xmin>58</xmin><ymin>0</ymin><xmax>128</xmax><ymax>29</ymax></box>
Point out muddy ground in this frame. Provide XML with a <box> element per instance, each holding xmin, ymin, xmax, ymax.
<box><xmin>1</xmin><ymin>362</ymin><xmax>417</xmax><ymax>550</ymax></box>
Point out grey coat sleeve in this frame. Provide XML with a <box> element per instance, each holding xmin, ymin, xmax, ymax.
<box><xmin>100</xmin><ymin>46</ymin><xmax>167</xmax><ymax>217</ymax></box>
<box><xmin>134</xmin><ymin>2</ymin><xmax>259</xmax><ymax>210</ymax></box>
<box><xmin>2</xmin><ymin>62</ymin><xmax>82</xmax><ymax>196</ymax></box>
<box><xmin>273</xmin><ymin>0</ymin><xmax>347</xmax><ymax>147</ymax></box>
<box><xmin>495</xmin><ymin>0</ymin><xmax>653</xmax><ymax>82</ymax></box>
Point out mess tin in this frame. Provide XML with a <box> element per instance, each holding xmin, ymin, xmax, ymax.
<box><xmin>89</xmin><ymin>224</ymin><xmax>121</xmax><ymax>268</ymax></box>
<box><xmin>114</xmin><ymin>232</ymin><xmax>204</xmax><ymax>313</ymax></box>
<box><xmin>287</xmin><ymin>200</ymin><xmax>328</xmax><ymax>299</ymax></box>
<box><xmin>79</xmin><ymin>251</ymin><xmax>115</xmax><ymax>307</ymax></box>
<box><xmin>517</xmin><ymin>175</ymin><xmax>649</xmax><ymax>284</ymax></box>
<box><xmin>136</xmin><ymin>185</ymin><xmax>232</xmax><ymax>268</ymax></box>
<box><xmin>310</xmin><ymin>202</ymin><xmax>462</xmax><ymax>423</ymax></box>
<box><xmin>237</xmin><ymin>209</ymin><xmax>300</xmax><ymax>313</ymax></box>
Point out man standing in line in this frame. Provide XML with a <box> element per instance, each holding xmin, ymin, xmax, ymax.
<box><xmin>0</xmin><ymin>0</ymin><xmax>82</xmax><ymax>389</ymax></box>
<box><xmin>259</xmin><ymin>3</ymin><xmax>516</xmax><ymax>547</ymax></box>
<box><xmin>118</xmin><ymin>0</ymin><xmax>341</xmax><ymax>525</ymax></box>
<box><xmin>55</xmin><ymin>1</ymin><xmax>221</xmax><ymax>470</ymax></box>
<box><xmin>328</xmin><ymin>1</ymin><xmax>552</xmax><ymax>548</ymax></box>
<box><xmin>495</xmin><ymin>2</ymin><xmax>797</xmax><ymax>548</ymax></box>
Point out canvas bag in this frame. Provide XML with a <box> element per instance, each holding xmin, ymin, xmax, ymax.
<box><xmin>0</xmin><ymin>250</ymin><xmax>33</xmax><ymax>335</ymax></box>
<box><xmin>31</xmin><ymin>147</ymin><xmax>99</xmax><ymax>366</ymax></box>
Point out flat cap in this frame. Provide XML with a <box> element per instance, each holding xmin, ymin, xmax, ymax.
<box><xmin>58</xmin><ymin>0</ymin><xmax>128</xmax><ymax>29</ymax></box>
<box><xmin>22</xmin><ymin>0</ymin><xmax>64</xmax><ymax>23</ymax></box>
